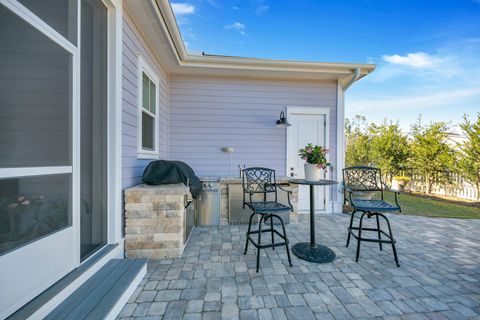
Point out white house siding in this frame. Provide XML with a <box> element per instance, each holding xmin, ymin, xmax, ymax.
<box><xmin>168</xmin><ymin>75</ymin><xmax>338</xmax><ymax>178</ymax></box>
<box><xmin>122</xmin><ymin>12</ymin><xmax>168</xmax><ymax>188</ymax></box>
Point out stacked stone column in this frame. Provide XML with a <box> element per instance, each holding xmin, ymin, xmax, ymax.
<box><xmin>124</xmin><ymin>184</ymin><xmax>188</xmax><ymax>259</ymax></box>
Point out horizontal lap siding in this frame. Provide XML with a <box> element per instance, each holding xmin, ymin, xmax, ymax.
<box><xmin>169</xmin><ymin>75</ymin><xmax>337</xmax><ymax>177</ymax></box>
<box><xmin>122</xmin><ymin>12</ymin><xmax>168</xmax><ymax>189</ymax></box>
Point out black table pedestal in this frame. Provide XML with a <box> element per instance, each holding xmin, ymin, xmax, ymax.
<box><xmin>291</xmin><ymin>242</ymin><xmax>336</xmax><ymax>263</ymax></box>
<box><xmin>289</xmin><ymin>180</ymin><xmax>338</xmax><ymax>264</ymax></box>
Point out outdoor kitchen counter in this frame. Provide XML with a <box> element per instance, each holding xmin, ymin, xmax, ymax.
<box><xmin>214</xmin><ymin>176</ymin><xmax>299</xmax><ymax>225</ymax></box>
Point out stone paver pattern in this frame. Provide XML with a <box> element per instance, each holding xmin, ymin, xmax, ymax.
<box><xmin>118</xmin><ymin>213</ymin><xmax>480</xmax><ymax>319</ymax></box>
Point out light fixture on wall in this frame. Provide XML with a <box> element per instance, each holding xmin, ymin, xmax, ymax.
<box><xmin>276</xmin><ymin>111</ymin><xmax>291</xmax><ymax>128</ymax></box>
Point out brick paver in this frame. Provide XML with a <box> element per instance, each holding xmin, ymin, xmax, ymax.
<box><xmin>119</xmin><ymin>213</ymin><xmax>480</xmax><ymax>319</ymax></box>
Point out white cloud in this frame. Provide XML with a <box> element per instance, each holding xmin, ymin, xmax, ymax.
<box><xmin>206</xmin><ymin>0</ymin><xmax>220</xmax><ymax>8</ymax></box>
<box><xmin>225</xmin><ymin>22</ymin><xmax>246</xmax><ymax>35</ymax></box>
<box><xmin>171</xmin><ymin>3</ymin><xmax>195</xmax><ymax>15</ymax></box>
<box><xmin>382</xmin><ymin>52</ymin><xmax>443</xmax><ymax>69</ymax></box>
<box><xmin>254</xmin><ymin>0</ymin><xmax>269</xmax><ymax>14</ymax></box>
<box><xmin>347</xmin><ymin>40</ymin><xmax>480</xmax><ymax>129</ymax></box>
<box><xmin>255</xmin><ymin>4</ymin><xmax>269</xmax><ymax>14</ymax></box>
<box><xmin>348</xmin><ymin>88</ymin><xmax>480</xmax><ymax>113</ymax></box>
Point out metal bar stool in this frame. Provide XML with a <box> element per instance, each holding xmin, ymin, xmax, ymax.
<box><xmin>343</xmin><ymin>166</ymin><xmax>401</xmax><ymax>267</ymax></box>
<box><xmin>242</xmin><ymin>167</ymin><xmax>293</xmax><ymax>272</ymax></box>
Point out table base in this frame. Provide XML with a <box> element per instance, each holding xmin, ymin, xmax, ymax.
<box><xmin>292</xmin><ymin>242</ymin><xmax>336</xmax><ymax>263</ymax></box>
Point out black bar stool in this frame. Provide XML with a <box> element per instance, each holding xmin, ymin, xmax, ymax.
<box><xmin>343</xmin><ymin>166</ymin><xmax>401</xmax><ymax>267</ymax></box>
<box><xmin>242</xmin><ymin>167</ymin><xmax>293</xmax><ymax>272</ymax></box>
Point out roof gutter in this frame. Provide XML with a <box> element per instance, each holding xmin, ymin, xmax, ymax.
<box><xmin>152</xmin><ymin>0</ymin><xmax>189</xmax><ymax>61</ymax></box>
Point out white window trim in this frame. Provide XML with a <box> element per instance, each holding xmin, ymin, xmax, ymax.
<box><xmin>137</xmin><ymin>54</ymin><xmax>160</xmax><ymax>159</ymax></box>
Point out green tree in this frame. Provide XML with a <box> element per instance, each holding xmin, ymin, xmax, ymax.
<box><xmin>345</xmin><ymin>115</ymin><xmax>372</xmax><ymax>167</ymax></box>
<box><xmin>409</xmin><ymin>118</ymin><xmax>455</xmax><ymax>194</ymax></box>
<box><xmin>369</xmin><ymin>120</ymin><xmax>410</xmax><ymax>184</ymax></box>
<box><xmin>457</xmin><ymin>113</ymin><xmax>480</xmax><ymax>201</ymax></box>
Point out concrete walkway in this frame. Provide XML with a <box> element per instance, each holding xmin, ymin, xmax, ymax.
<box><xmin>119</xmin><ymin>213</ymin><xmax>480</xmax><ymax>319</ymax></box>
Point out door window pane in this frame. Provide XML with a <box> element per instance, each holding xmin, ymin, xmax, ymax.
<box><xmin>17</xmin><ymin>0</ymin><xmax>77</xmax><ymax>45</ymax></box>
<box><xmin>0</xmin><ymin>4</ymin><xmax>72</xmax><ymax>168</ymax></box>
<box><xmin>0</xmin><ymin>174</ymin><xmax>71</xmax><ymax>255</ymax></box>
<box><xmin>80</xmin><ymin>0</ymin><xmax>108</xmax><ymax>261</ymax></box>
<box><xmin>142</xmin><ymin>113</ymin><xmax>155</xmax><ymax>150</ymax></box>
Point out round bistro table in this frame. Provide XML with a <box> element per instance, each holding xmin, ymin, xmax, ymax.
<box><xmin>289</xmin><ymin>179</ymin><xmax>338</xmax><ymax>263</ymax></box>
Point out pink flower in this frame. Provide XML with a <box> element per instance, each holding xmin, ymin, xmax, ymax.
<box><xmin>306</xmin><ymin>148</ymin><xmax>312</xmax><ymax>153</ymax></box>
<box><xmin>302</xmin><ymin>157</ymin><xmax>307</xmax><ymax>161</ymax></box>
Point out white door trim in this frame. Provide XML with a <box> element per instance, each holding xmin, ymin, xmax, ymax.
<box><xmin>286</xmin><ymin>107</ymin><xmax>332</xmax><ymax>213</ymax></box>
<box><xmin>0</xmin><ymin>1</ymin><xmax>123</xmax><ymax>317</ymax></box>
<box><xmin>104</xmin><ymin>0</ymin><xmax>123</xmax><ymax>245</ymax></box>
<box><xmin>0</xmin><ymin>167</ymin><xmax>73</xmax><ymax>179</ymax></box>
<box><xmin>0</xmin><ymin>2</ymin><xmax>80</xmax><ymax>317</ymax></box>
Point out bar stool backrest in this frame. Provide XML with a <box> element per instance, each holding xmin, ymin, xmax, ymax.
<box><xmin>343</xmin><ymin>166</ymin><xmax>384</xmax><ymax>197</ymax></box>
<box><xmin>242</xmin><ymin>167</ymin><xmax>278</xmax><ymax>202</ymax></box>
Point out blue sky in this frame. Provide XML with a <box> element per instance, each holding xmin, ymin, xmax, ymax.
<box><xmin>170</xmin><ymin>0</ymin><xmax>480</xmax><ymax>131</ymax></box>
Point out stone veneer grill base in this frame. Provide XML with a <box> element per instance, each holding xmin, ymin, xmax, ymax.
<box><xmin>124</xmin><ymin>184</ymin><xmax>189</xmax><ymax>259</ymax></box>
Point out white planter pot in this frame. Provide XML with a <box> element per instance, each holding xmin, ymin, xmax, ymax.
<box><xmin>304</xmin><ymin>163</ymin><xmax>321</xmax><ymax>181</ymax></box>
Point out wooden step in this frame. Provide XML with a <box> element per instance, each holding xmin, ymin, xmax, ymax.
<box><xmin>44</xmin><ymin>258</ymin><xmax>147</xmax><ymax>320</ymax></box>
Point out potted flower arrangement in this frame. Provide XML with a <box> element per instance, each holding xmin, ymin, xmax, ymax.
<box><xmin>5</xmin><ymin>195</ymin><xmax>44</xmax><ymax>240</ymax></box>
<box><xmin>298</xmin><ymin>143</ymin><xmax>331</xmax><ymax>181</ymax></box>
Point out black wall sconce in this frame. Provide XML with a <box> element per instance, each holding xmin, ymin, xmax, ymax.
<box><xmin>275</xmin><ymin>111</ymin><xmax>291</xmax><ymax>128</ymax></box>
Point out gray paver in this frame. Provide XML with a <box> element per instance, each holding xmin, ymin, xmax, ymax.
<box><xmin>186</xmin><ymin>300</ymin><xmax>204</xmax><ymax>313</ymax></box>
<box><xmin>284</xmin><ymin>306</ymin><xmax>316</xmax><ymax>320</ymax></box>
<box><xmin>146</xmin><ymin>302</ymin><xmax>167</xmax><ymax>316</ymax></box>
<box><xmin>118</xmin><ymin>214</ymin><xmax>480</xmax><ymax>319</ymax></box>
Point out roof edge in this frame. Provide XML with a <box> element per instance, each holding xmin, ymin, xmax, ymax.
<box><xmin>154</xmin><ymin>0</ymin><xmax>376</xmax><ymax>79</ymax></box>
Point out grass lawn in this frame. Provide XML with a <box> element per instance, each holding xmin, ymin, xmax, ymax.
<box><xmin>383</xmin><ymin>191</ymin><xmax>480</xmax><ymax>219</ymax></box>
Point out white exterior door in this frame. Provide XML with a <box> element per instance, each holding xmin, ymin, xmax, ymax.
<box><xmin>287</xmin><ymin>109</ymin><xmax>330</xmax><ymax>213</ymax></box>
<box><xmin>0</xmin><ymin>1</ymin><xmax>80</xmax><ymax>318</ymax></box>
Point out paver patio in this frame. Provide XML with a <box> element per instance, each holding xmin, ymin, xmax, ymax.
<box><xmin>118</xmin><ymin>213</ymin><xmax>480</xmax><ymax>320</ymax></box>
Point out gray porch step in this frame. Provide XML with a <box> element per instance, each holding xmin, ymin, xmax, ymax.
<box><xmin>44</xmin><ymin>258</ymin><xmax>147</xmax><ymax>320</ymax></box>
<box><xmin>8</xmin><ymin>244</ymin><xmax>120</xmax><ymax>320</ymax></box>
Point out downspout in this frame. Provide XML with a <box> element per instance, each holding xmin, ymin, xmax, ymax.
<box><xmin>342</xmin><ymin>68</ymin><xmax>361</xmax><ymax>91</ymax></box>
<box><xmin>334</xmin><ymin>68</ymin><xmax>361</xmax><ymax>213</ymax></box>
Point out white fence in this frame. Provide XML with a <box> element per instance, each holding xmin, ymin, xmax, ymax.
<box><xmin>407</xmin><ymin>174</ymin><xmax>479</xmax><ymax>201</ymax></box>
